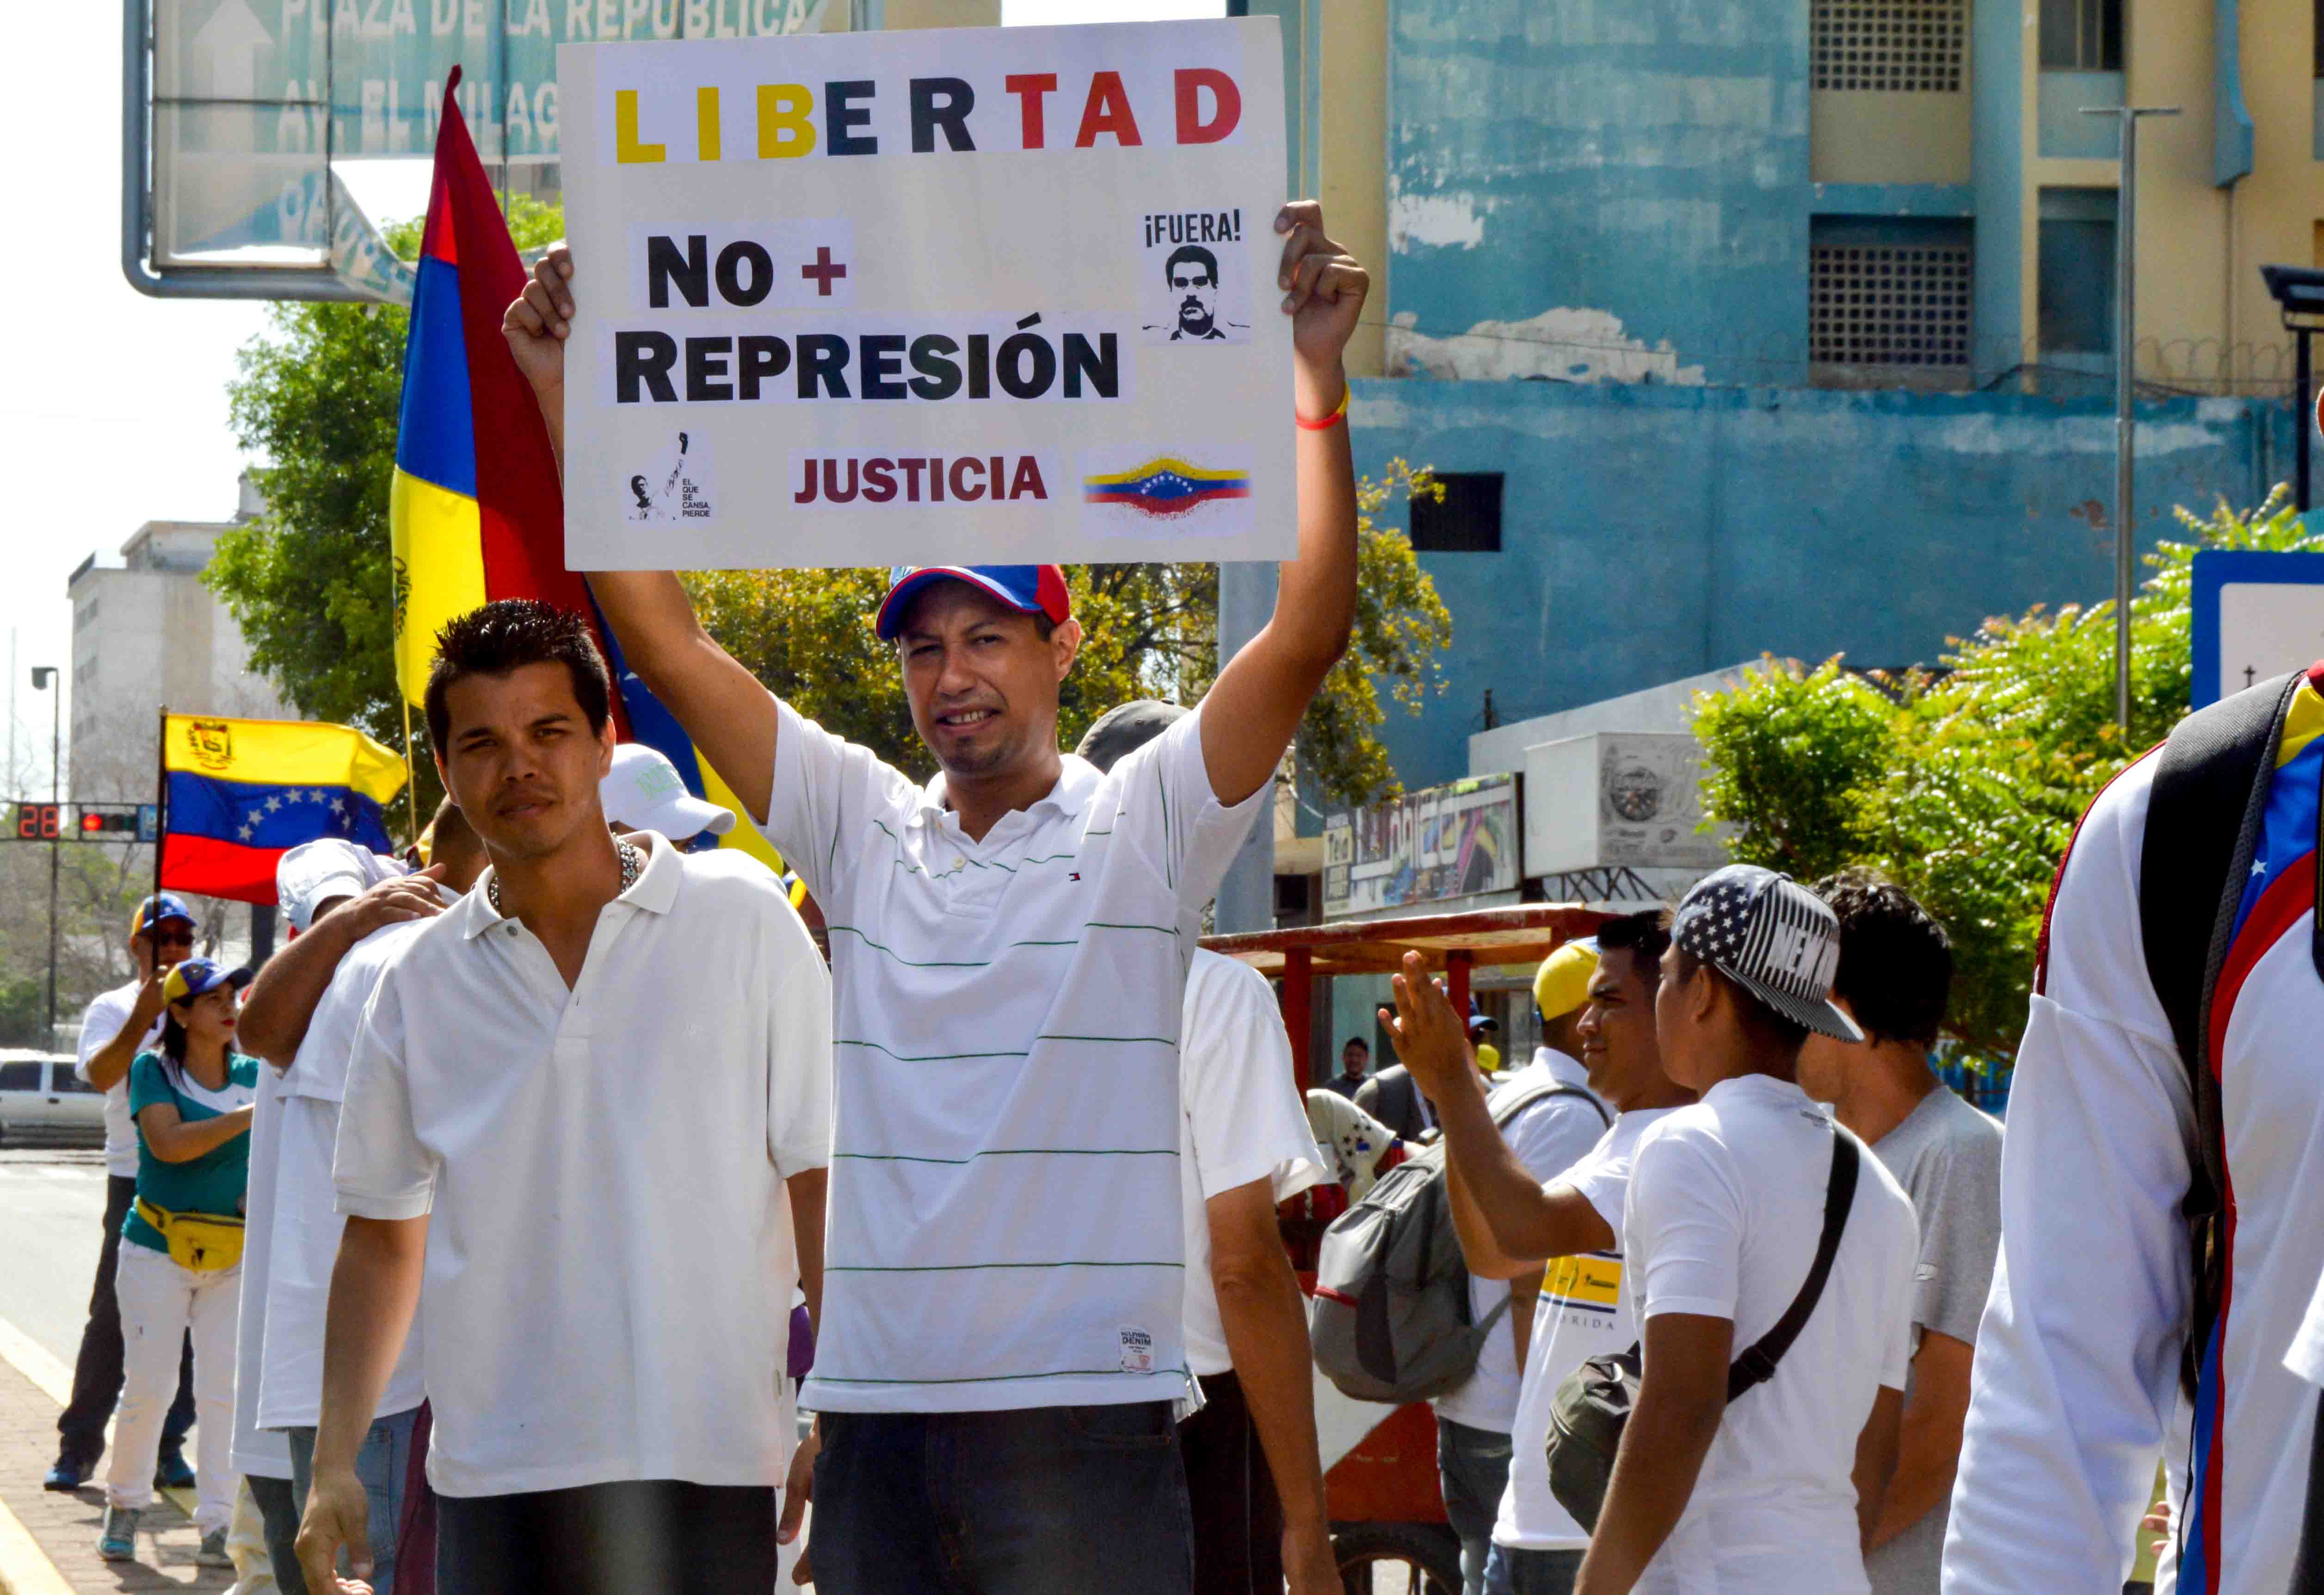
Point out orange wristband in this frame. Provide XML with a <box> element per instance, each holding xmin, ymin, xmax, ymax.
<box><xmin>1295</xmin><ymin>385</ymin><xmax>1350</xmax><ymax>430</ymax></box>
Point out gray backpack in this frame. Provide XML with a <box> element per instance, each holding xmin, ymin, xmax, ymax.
<box><xmin>1310</xmin><ymin>1081</ymin><xmax>1604</xmax><ymax>1404</ymax></box>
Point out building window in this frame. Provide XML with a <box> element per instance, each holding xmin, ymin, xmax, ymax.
<box><xmin>2040</xmin><ymin>0</ymin><xmax>2122</xmax><ymax>71</ymax></box>
<box><xmin>1409</xmin><ymin>474</ymin><xmax>1503</xmax><ymax>553</ymax></box>
<box><xmin>1811</xmin><ymin>0</ymin><xmax>1966</xmax><ymax>93</ymax></box>
<box><xmin>2037</xmin><ymin>188</ymin><xmax>2117</xmax><ymax>360</ymax></box>
<box><xmin>1809</xmin><ymin>220</ymin><xmax>1973</xmax><ymax>385</ymax></box>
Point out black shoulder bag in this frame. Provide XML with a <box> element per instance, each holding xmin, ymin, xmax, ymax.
<box><xmin>1542</xmin><ymin>1129</ymin><xmax>1861</xmax><ymax>1533</ymax></box>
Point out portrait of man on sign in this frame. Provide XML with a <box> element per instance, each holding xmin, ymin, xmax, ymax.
<box><xmin>1168</xmin><ymin>245</ymin><xmax>1228</xmax><ymax>341</ymax></box>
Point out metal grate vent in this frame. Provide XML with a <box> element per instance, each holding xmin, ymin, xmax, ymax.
<box><xmin>1812</xmin><ymin>0</ymin><xmax>1968</xmax><ymax>93</ymax></box>
<box><xmin>1810</xmin><ymin>245</ymin><xmax>1973</xmax><ymax>368</ymax></box>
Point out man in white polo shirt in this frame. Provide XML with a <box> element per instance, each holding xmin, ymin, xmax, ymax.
<box><xmin>503</xmin><ymin>200</ymin><xmax>1368</xmax><ymax>1593</ymax></box>
<box><xmin>294</xmin><ymin>600</ymin><xmax>831</xmax><ymax>1595</ymax></box>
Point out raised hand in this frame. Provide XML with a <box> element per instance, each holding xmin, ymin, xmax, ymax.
<box><xmin>1273</xmin><ymin>200</ymin><xmax>1368</xmax><ymax>387</ymax></box>
<box><xmin>501</xmin><ymin>243</ymin><xmax>575</xmax><ymax>403</ymax></box>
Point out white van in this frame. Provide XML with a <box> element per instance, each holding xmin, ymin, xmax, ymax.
<box><xmin>0</xmin><ymin>1050</ymin><xmax>106</xmax><ymax>1144</ymax></box>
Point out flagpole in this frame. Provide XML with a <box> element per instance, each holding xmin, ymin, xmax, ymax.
<box><xmin>400</xmin><ymin>694</ymin><xmax>421</xmax><ymax>847</ymax></box>
<box><xmin>151</xmin><ymin>705</ymin><xmax>167</xmax><ymax>910</ymax></box>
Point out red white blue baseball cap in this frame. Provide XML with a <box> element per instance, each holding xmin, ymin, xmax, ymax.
<box><xmin>874</xmin><ymin>566</ymin><xmax>1072</xmax><ymax>642</ymax></box>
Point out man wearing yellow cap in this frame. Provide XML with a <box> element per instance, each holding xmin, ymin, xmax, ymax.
<box><xmin>1426</xmin><ymin>940</ymin><xmax>1613</xmax><ymax>1595</ymax></box>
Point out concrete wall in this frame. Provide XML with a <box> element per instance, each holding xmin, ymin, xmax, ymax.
<box><xmin>1351</xmin><ymin>376</ymin><xmax>2292</xmax><ymax>790</ymax></box>
<box><xmin>1383</xmin><ymin>0</ymin><xmax>1810</xmax><ymax>388</ymax></box>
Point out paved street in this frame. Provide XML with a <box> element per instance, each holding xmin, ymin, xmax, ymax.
<box><xmin>0</xmin><ymin>1147</ymin><xmax>110</xmax><ymax>1373</ymax></box>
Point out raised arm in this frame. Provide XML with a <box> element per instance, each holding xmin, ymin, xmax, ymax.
<box><xmin>238</xmin><ymin>873</ymin><xmax>444</xmax><ymax>1068</ymax></box>
<box><xmin>82</xmin><ymin>976</ymin><xmax>166</xmax><ymax>1094</ymax></box>
<box><xmin>502</xmin><ymin>246</ymin><xmax>779</xmax><ymax>826</ymax></box>
<box><xmin>1197</xmin><ymin>201</ymin><xmax>1368</xmax><ymax>806</ymax></box>
<box><xmin>1386</xmin><ymin>954</ymin><xmax>1617</xmax><ymax>1267</ymax></box>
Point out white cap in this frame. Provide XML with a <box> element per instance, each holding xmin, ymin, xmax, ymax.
<box><xmin>601</xmin><ymin>743</ymin><xmax>735</xmax><ymax>843</ymax></box>
<box><xmin>277</xmin><ymin>839</ymin><xmax>407</xmax><ymax>933</ymax></box>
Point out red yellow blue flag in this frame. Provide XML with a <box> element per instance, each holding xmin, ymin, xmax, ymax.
<box><xmin>159</xmin><ymin>716</ymin><xmax>406</xmax><ymax>904</ymax></box>
<box><xmin>389</xmin><ymin>69</ymin><xmax>779</xmax><ymax>868</ymax></box>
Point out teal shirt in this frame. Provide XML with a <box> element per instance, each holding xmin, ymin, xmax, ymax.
<box><xmin>123</xmin><ymin>1050</ymin><xmax>259</xmax><ymax>1255</ymax></box>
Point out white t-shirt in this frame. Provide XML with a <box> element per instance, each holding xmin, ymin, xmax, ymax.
<box><xmin>334</xmin><ymin>837</ymin><xmax>832</xmax><ymax>1497</ymax></box>
<box><xmin>1435</xmin><ymin>1053</ymin><xmax>1609</xmax><ymax>1434</ymax></box>
<box><xmin>1495</xmin><ymin>1104</ymin><xmax>1681</xmax><ymax>1556</ymax></box>
<box><xmin>230</xmin><ymin>1060</ymin><xmax>296</xmax><ymax>1479</ymax></box>
<box><xmin>259</xmin><ymin>914</ymin><xmax>434</xmax><ymax>1433</ymax></box>
<box><xmin>758</xmin><ymin>699</ymin><xmax>1263</xmax><ymax>1415</ymax></box>
<box><xmin>2289</xmin><ymin>1272</ymin><xmax>2324</xmax><ymax>1389</ymax></box>
<box><xmin>1178</xmin><ymin>950</ymin><xmax>1328</xmax><ymax>1378</ymax></box>
<box><xmin>1625</xmin><ymin>1074</ymin><xmax>1917</xmax><ymax>1595</ymax></box>
<box><xmin>77</xmin><ymin>980</ymin><xmax>161</xmax><ymax>1178</ymax></box>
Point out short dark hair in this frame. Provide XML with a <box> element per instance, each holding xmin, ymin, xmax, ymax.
<box><xmin>1595</xmin><ymin>911</ymin><xmax>1670</xmax><ymax>980</ymax></box>
<box><xmin>1669</xmin><ymin>946</ymin><xmax>1812</xmax><ymax>1055</ymax></box>
<box><xmin>1344</xmin><ymin>1036</ymin><xmax>1369</xmax><ymax>1052</ymax></box>
<box><xmin>1813</xmin><ymin>868</ymin><xmax>1952</xmax><ymax>1048</ymax></box>
<box><xmin>1165</xmin><ymin>244</ymin><xmax>1218</xmax><ymax>286</ymax></box>
<box><xmin>424</xmin><ymin>600</ymin><xmax>613</xmax><ymax>753</ymax></box>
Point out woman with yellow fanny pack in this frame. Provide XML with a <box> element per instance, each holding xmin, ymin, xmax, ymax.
<box><xmin>98</xmin><ymin>957</ymin><xmax>258</xmax><ymax>1570</ymax></box>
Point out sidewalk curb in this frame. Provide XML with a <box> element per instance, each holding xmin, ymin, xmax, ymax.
<box><xmin>0</xmin><ymin>1492</ymin><xmax>75</xmax><ymax>1595</ymax></box>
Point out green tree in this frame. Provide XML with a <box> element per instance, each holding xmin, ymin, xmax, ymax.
<box><xmin>212</xmin><ymin>196</ymin><xmax>1451</xmax><ymax>817</ymax></box>
<box><xmin>1694</xmin><ymin>486</ymin><xmax>2324</xmax><ymax>1060</ymax></box>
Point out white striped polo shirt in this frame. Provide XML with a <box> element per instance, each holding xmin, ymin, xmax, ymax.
<box><xmin>761</xmin><ymin>695</ymin><xmax>1264</xmax><ymax>1414</ymax></box>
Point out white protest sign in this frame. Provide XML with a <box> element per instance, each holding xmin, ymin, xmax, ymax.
<box><xmin>558</xmin><ymin>20</ymin><xmax>1293</xmax><ymax>570</ymax></box>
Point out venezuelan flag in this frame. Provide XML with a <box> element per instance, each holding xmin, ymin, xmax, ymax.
<box><xmin>1082</xmin><ymin>457</ymin><xmax>1252</xmax><ymax>517</ymax></box>
<box><xmin>390</xmin><ymin>68</ymin><xmax>780</xmax><ymax>869</ymax></box>
<box><xmin>159</xmin><ymin>716</ymin><xmax>406</xmax><ymax>904</ymax></box>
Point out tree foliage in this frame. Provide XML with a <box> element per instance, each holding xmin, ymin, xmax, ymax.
<box><xmin>210</xmin><ymin>194</ymin><xmax>1451</xmax><ymax>822</ymax></box>
<box><xmin>1694</xmin><ymin>486</ymin><xmax>2324</xmax><ymax>1060</ymax></box>
<box><xmin>688</xmin><ymin>461</ymin><xmax>1452</xmax><ymax>804</ymax></box>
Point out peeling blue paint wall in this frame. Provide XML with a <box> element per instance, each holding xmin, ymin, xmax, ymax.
<box><xmin>1352</xmin><ymin>379</ymin><xmax>2291</xmax><ymax>789</ymax></box>
<box><xmin>1388</xmin><ymin>0</ymin><xmax>1812</xmax><ymax>382</ymax></box>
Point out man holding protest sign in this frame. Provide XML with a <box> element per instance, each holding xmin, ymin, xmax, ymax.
<box><xmin>499</xmin><ymin>186</ymin><xmax>1363</xmax><ymax>1591</ymax></box>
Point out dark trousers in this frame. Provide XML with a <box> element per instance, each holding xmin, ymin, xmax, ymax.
<box><xmin>56</xmin><ymin>1174</ymin><xmax>195</xmax><ymax>1466</ymax></box>
<box><xmin>813</xmin><ymin>1403</ymin><xmax>1195</xmax><ymax>1595</ymax></box>
<box><xmin>435</xmin><ymin>1481</ymin><xmax>776</xmax><ymax>1595</ymax></box>
<box><xmin>1438</xmin><ymin>1417</ymin><xmax>1516</xmax><ymax>1595</ymax></box>
<box><xmin>1181</xmin><ymin>1372</ymin><xmax>1283</xmax><ymax>1595</ymax></box>
<box><xmin>1484</xmin><ymin>1543</ymin><xmax>1583</xmax><ymax>1595</ymax></box>
<box><xmin>248</xmin><ymin>1473</ymin><xmax>310</xmax><ymax>1595</ymax></box>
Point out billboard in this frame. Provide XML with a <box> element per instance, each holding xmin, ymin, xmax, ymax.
<box><xmin>137</xmin><ymin>0</ymin><xmax>827</xmax><ymax>295</ymax></box>
<box><xmin>1322</xmin><ymin>773</ymin><xmax>1521</xmax><ymax>919</ymax></box>
<box><xmin>1522</xmin><ymin>732</ymin><xmax>1729</xmax><ymax>877</ymax></box>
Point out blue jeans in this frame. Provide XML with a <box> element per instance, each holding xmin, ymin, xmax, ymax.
<box><xmin>813</xmin><ymin>1403</ymin><xmax>1195</xmax><ymax>1595</ymax></box>
<box><xmin>288</xmin><ymin>1406</ymin><xmax>421</xmax><ymax>1595</ymax></box>
<box><xmin>1437</xmin><ymin>1418</ymin><xmax>1516</xmax><ymax>1595</ymax></box>
<box><xmin>1484</xmin><ymin>1542</ymin><xmax>1582</xmax><ymax>1595</ymax></box>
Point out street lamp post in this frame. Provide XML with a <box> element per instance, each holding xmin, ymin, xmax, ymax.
<box><xmin>2259</xmin><ymin>265</ymin><xmax>2324</xmax><ymax>514</ymax></box>
<box><xmin>30</xmin><ymin>667</ymin><xmax>58</xmax><ymax>1038</ymax></box>
<box><xmin>2082</xmin><ymin>104</ymin><xmax>2181</xmax><ymax>733</ymax></box>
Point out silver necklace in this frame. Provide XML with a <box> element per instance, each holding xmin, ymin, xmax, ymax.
<box><xmin>489</xmin><ymin>840</ymin><xmax>641</xmax><ymax>917</ymax></box>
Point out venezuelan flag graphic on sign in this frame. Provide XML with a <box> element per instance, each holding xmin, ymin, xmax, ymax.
<box><xmin>160</xmin><ymin>717</ymin><xmax>406</xmax><ymax>904</ymax></box>
<box><xmin>1082</xmin><ymin>457</ymin><xmax>1252</xmax><ymax>517</ymax></box>
<box><xmin>390</xmin><ymin>68</ymin><xmax>780</xmax><ymax>871</ymax></box>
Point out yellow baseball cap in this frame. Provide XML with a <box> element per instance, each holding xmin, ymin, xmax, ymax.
<box><xmin>1533</xmin><ymin>939</ymin><xmax>1601</xmax><ymax>1021</ymax></box>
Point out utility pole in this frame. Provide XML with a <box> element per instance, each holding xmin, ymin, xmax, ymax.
<box><xmin>2082</xmin><ymin>104</ymin><xmax>2180</xmax><ymax>732</ymax></box>
<box><xmin>31</xmin><ymin>667</ymin><xmax>59</xmax><ymax>1037</ymax></box>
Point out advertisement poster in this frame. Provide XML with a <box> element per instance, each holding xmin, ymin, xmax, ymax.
<box><xmin>1324</xmin><ymin>774</ymin><xmax>1521</xmax><ymax>919</ymax></box>
<box><xmin>558</xmin><ymin>19</ymin><xmax>1295</xmax><ymax>568</ymax></box>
